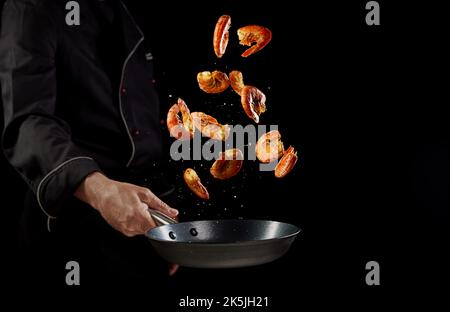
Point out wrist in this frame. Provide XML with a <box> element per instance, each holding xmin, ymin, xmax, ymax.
<box><xmin>75</xmin><ymin>171</ymin><xmax>109</xmax><ymax>210</ymax></box>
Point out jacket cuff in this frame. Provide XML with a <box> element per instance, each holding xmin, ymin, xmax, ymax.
<box><xmin>36</xmin><ymin>157</ymin><xmax>101</xmax><ymax>217</ymax></box>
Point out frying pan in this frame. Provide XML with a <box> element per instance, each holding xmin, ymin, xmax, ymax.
<box><xmin>145</xmin><ymin>209</ymin><xmax>301</xmax><ymax>268</ymax></box>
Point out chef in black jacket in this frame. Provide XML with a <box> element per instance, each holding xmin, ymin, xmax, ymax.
<box><xmin>0</xmin><ymin>0</ymin><xmax>179</xmax><ymax>286</ymax></box>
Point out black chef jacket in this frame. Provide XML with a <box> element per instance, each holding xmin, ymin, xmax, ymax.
<box><xmin>1</xmin><ymin>0</ymin><xmax>166</xmax><ymax>218</ymax></box>
<box><xmin>0</xmin><ymin>0</ymin><xmax>174</xmax><ymax>286</ymax></box>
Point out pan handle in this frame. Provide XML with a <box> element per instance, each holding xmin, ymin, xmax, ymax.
<box><xmin>148</xmin><ymin>208</ymin><xmax>178</xmax><ymax>226</ymax></box>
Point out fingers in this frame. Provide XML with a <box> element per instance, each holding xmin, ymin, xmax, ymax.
<box><xmin>97</xmin><ymin>182</ymin><xmax>179</xmax><ymax>237</ymax></box>
<box><xmin>138</xmin><ymin>188</ymin><xmax>179</xmax><ymax>217</ymax></box>
<box><xmin>134</xmin><ymin>202</ymin><xmax>157</xmax><ymax>234</ymax></box>
<box><xmin>116</xmin><ymin>202</ymin><xmax>157</xmax><ymax>237</ymax></box>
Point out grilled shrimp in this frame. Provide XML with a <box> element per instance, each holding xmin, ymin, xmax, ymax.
<box><xmin>210</xmin><ymin>149</ymin><xmax>244</xmax><ymax>180</ymax></box>
<box><xmin>197</xmin><ymin>70</ymin><xmax>230</xmax><ymax>94</ymax></box>
<box><xmin>191</xmin><ymin>112</ymin><xmax>230</xmax><ymax>141</ymax></box>
<box><xmin>167</xmin><ymin>98</ymin><xmax>194</xmax><ymax>140</ymax></box>
<box><xmin>237</xmin><ymin>25</ymin><xmax>272</xmax><ymax>57</ymax></box>
<box><xmin>183</xmin><ymin>168</ymin><xmax>210</xmax><ymax>200</ymax></box>
<box><xmin>255</xmin><ymin>130</ymin><xmax>284</xmax><ymax>163</ymax></box>
<box><xmin>229</xmin><ymin>70</ymin><xmax>245</xmax><ymax>95</ymax></box>
<box><xmin>213</xmin><ymin>15</ymin><xmax>231</xmax><ymax>58</ymax></box>
<box><xmin>275</xmin><ymin>146</ymin><xmax>298</xmax><ymax>178</ymax></box>
<box><xmin>241</xmin><ymin>85</ymin><xmax>266</xmax><ymax>123</ymax></box>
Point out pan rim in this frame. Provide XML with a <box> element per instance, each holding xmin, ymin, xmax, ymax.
<box><xmin>145</xmin><ymin>219</ymin><xmax>301</xmax><ymax>245</ymax></box>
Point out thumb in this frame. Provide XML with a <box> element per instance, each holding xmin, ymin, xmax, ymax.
<box><xmin>138</xmin><ymin>188</ymin><xmax>179</xmax><ymax>217</ymax></box>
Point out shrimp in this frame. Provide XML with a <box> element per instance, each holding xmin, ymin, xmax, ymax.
<box><xmin>191</xmin><ymin>112</ymin><xmax>230</xmax><ymax>141</ymax></box>
<box><xmin>183</xmin><ymin>168</ymin><xmax>210</xmax><ymax>200</ymax></box>
<box><xmin>256</xmin><ymin>130</ymin><xmax>284</xmax><ymax>163</ymax></box>
<box><xmin>210</xmin><ymin>149</ymin><xmax>244</xmax><ymax>180</ymax></box>
<box><xmin>213</xmin><ymin>15</ymin><xmax>231</xmax><ymax>58</ymax></box>
<box><xmin>229</xmin><ymin>70</ymin><xmax>245</xmax><ymax>95</ymax></box>
<box><xmin>197</xmin><ymin>70</ymin><xmax>230</xmax><ymax>94</ymax></box>
<box><xmin>275</xmin><ymin>146</ymin><xmax>298</xmax><ymax>178</ymax></box>
<box><xmin>241</xmin><ymin>85</ymin><xmax>266</xmax><ymax>123</ymax></box>
<box><xmin>237</xmin><ymin>25</ymin><xmax>272</xmax><ymax>58</ymax></box>
<box><xmin>166</xmin><ymin>98</ymin><xmax>194</xmax><ymax>140</ymax></box>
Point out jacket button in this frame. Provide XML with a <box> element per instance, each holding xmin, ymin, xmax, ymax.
<box><xmin>121</xmin><ymin>87</ymin><xmax>127</xmax><ymax>94</ymax></box>
<box><xmin>131</xmin><ymin>128</ymin><xmax>140</xmax><ymax>137</ymax></box>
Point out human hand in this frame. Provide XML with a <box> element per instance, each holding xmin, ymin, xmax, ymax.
<box><xmin>75</xmin><ymin>172</ymin><xmax>178</xmax><ymax>237</ymax></box>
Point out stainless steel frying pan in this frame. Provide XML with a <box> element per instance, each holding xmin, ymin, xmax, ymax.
<box><xmin>145</xmin><ymin>209</ymin><xmax>301</xmax><ymax>269</ymax></box>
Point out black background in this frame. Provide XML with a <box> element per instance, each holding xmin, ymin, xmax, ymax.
<box><xmin>0</xmin><ymin>0</ymin><xmax>448</xmax><ymax>308</ymax></box>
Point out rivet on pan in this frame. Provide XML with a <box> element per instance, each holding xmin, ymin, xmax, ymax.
<box><xmin>169</xmin><ymin>231</ymin><xmax>176</xmax><ymax>240</ymax></box>
<box><xmin>190</xmin><ymin>228</ymin><xmax>198</xmax><ymax>237</ymax></box>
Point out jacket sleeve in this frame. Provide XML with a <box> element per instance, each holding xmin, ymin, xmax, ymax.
<box><xmin>0</xmin><ymin>1</ymin><xmax>101</xmax><ymax>218</ymax></box>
